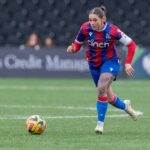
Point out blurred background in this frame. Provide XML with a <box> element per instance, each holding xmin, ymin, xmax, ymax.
<box><xmin>0</xmin><ymin>0</ymin><xmax>149</xmax><ymax>79</ymax></box>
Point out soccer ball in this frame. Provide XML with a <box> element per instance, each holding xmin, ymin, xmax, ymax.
<box><xmin>26</xmin><ymin>115</ymin><xmax>46</xmax><ymax>134</ymax></box>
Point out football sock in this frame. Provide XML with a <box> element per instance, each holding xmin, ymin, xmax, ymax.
<box><xmin>109</xmin><ymin>96</ymin><xmax>126</xmax><ymax>110</ymax></box>
<box><xmin>98</xmin><ymin>121</ymin><xmax>104</xmax><ymax>127</ymax></box>
<box><xmin>96</xmin><ymin>96</ymin><xmax>108</xmax><ymax>125</ymax></box>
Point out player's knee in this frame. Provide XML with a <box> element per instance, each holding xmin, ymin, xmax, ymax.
<box><xmin>97</xmin><ymin>85</ymin><xmax>107</xmax><ymax>96</ymax></box>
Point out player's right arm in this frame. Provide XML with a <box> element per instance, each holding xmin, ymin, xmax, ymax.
<box><xmin>67</xmin><ymin>23</ymin><xmax>87</xmax><ymax>53</ymax></box>
<box><xmin>67</xmin><ymin>42</ymin><xmax>82</xmax><ymax>53</ymax></box>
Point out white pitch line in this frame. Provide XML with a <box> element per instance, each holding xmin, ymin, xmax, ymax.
<box><xmin>0</xmin><ymin>111</ymin><xmax>143</xmax><ymax>120</ymax></box>
<box><xmin>0</xmin><ymin>104</ymin><xmax>123</xmax><ymax>112</ymax></box>
<box><xmin>0</xmin><ymin>105</ymin><xmax>143</xmax><ymax>113</ymax></box>
<box><xmin>0</xmin><ymin>105</ymin><xmax>97</xmax><ymax>110</ymax></box>
<box><xmin>0</xmin><ymin>85</ymin><xmax>94</xmax><ymax>91</ymax></box>
<box><xmin>0</xmin><ymin>85</ymin><xmax>148</xmax><ymax>91</ymax></box>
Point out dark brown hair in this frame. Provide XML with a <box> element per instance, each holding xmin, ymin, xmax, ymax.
<box><xmin>89</xmin><ymin>5</ymin><xmax>107</xmax><ymax>18</ymax></box>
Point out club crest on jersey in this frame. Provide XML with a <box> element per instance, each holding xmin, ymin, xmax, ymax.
<box><xmin>106</xmin><ymin>33</ymin><xmax>111</xmax><ymax>39</ymax></box>
<box><xmin>89</xmin><ymin>32</ymin><xmax>92</xmax><ymax>36</ymax></box>
<box><xmin>88</xmin><ymin>39</ymin><xmax>109</xmax><ymax>48</ymax></box>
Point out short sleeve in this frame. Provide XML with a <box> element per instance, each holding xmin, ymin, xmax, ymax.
<box><xmin>111</xmin><ymin>24</ymin><xmax>132</xmax><ymax>45</ymax></box>
<box><xmin>75</xmin><ymin>23</ymin><xmax>88</xmax><ymax>44</ymax></box>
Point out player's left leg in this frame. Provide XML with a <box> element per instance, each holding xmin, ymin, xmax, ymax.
<box><xmin>107</xmin><ymin>86</ymin><xmax>126</xmax><ymax>110</ymax></box>
<box><xmin>107</xmin><ymin>86</ymin><xmax>138</xmax><ymax>121</ymax></box>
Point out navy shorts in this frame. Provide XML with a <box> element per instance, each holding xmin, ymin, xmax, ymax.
<box><xmin>89</xmin><ymin>59</ymin><xmax>120</xmax><ymax>86</ymax></box>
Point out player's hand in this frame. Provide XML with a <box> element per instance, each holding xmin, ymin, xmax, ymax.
<box><xmin>67</xmin><ymin>44</ymin><xmax>76</xmax><ymax>53</ymax></box>
<box><xmin>125</xmin><ymin>64</ymin><xmax>134</xmax><ymax>77</ymax></box>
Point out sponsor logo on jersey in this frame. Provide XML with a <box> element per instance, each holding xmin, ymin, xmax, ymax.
<box><xmin>88</xmin><ymin>39</ymin><xmax>109</xmax><ymax>48</ymax></box>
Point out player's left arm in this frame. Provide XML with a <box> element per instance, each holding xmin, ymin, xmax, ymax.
<box><xmin>118</xmin><ymin>31</ymin><xmax>137</xmax><ymax>76</ymax></box>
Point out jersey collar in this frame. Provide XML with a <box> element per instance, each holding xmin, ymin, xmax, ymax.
<box><xmin>97</xmin><ymin>22</ymin><xmax>108</xmax><ymax>32</ymax></box>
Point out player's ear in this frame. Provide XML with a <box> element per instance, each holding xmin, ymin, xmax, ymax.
<box><xmin>102</xmin><ymin>16</ymin><xmax>106</xmax><ymax>23</ymax></box>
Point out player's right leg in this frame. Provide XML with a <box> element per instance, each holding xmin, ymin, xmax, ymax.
<box><xmin>95</xmin><ymin>73</ymin><xmax>115</xmax><ymax>134</ymax></box>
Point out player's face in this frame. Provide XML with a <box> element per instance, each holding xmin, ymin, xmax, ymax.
<box><xmin>89</xmin><ymin>14</ymin><xmax>105</xmax><ymax>31</ymax></box>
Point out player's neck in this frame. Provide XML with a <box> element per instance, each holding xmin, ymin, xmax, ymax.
<box><xmin>97</xmin><ymin>22</ymin><xmax>107</xmax><ymax>32</ymax></box>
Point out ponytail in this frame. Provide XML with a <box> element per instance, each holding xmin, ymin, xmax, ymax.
<box><xmin>89</xmin><ymin>5</ymin><xmax>107</xmax><ymax>18</ymax></box>
<box><xmin>99</xmin><ymin>5</ymin><xmax>107</xmax><ymax>15</ymax></box>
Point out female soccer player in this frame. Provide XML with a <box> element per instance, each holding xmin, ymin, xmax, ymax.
<box><xmin>67</xmin><ymin>6</ymin><xmax>137</xmax><ymax>134</ymax></box>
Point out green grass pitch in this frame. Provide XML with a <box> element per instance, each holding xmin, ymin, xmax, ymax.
<box><xmin>0</xmin><ymin>78</ymin><xmax>149</xmax><ymax>150</ymax></box>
